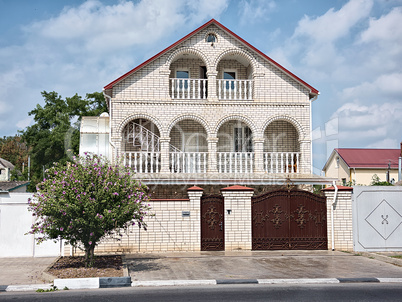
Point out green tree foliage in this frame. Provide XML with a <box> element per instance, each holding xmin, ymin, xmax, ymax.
<box><xmin>370</xmin><ymin>174</ymin><xmax>393</xmax><ymax>186</ymax></box>
<box><xmin>28</xmin><ymin>154</ymin><xmax>150</xmax><ymax>267</ymax></box>
<box><xmin>0</xmin><ymin>135</ymin><xmax>29</xmax><ymax>179</ymax></box>
<box><xmin>21</xmin><ymin>91</ymin><xmax>107</xmax><ymax>190</ymax></box>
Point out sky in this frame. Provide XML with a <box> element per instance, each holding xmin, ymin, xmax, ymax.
<box><xmin>0</xmin><ymin>0</ymin><xmax>401</xmax><ymax>173</ymax></box>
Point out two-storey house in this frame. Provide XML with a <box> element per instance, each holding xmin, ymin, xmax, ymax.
<box><xmin>77</xmin><ymin>19</ymin><xmax>337</xmax><ymax>253</ymax></box>
<box><xmin>82</xmin><ymin>19</ymin><xmax>324</xmax><ymax>196</ymax></box>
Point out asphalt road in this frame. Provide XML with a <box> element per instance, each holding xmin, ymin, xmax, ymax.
<box><xmin>1</xmin><ymin>283</ymin><xmax>402</xmax><ymax>301</ymax></box>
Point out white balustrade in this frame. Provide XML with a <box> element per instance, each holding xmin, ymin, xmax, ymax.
<box><xmin>217</xmin><ymin>152</ymin><xmax>254</xmax><ymax>173</ymax></box>
<box><xmin>170</xmin><ymin>78</ymin><xmax>207</xmax><ymax>99</ymax></box>
<box><xmin>263</xmin><ymin>152</ymin><xmax>300</xmax><ymax>174</ymax></box>
<box><xmin>217</xmin><ymin>79</ymin><xmax>253</xmax><ymax>100</ymax></box>
<box><xmin>170</xmin><ymin>152</ymin><xmax>208</xmax><ymax>173</ymax></box>
<box><xmin>122</xmin><ymin>152</ymin><xmax>161</xmax><ymax>173</ymax></box>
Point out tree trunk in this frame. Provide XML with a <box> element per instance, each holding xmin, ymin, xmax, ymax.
<box><xmin>84</xmin><ymin>244</ymin><xmax>96</xmax><ymax>268</ymax></box>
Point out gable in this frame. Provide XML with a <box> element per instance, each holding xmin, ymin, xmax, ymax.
<box><xmin>104</xmin><ymin>19</ymin><xmax>318</xmax><ymax>99</ymax></box>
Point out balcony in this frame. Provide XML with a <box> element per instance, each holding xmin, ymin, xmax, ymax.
<box><xmin>217</xmin><ymin>79</ymin><xmax>253</xmax><ymax>101</ymax></box>
<box><xmin>170</xmin><ymin>78</ymin><xmax>207</xmax><ymax>100</ymax></box>
<box><xmin>121</xmin><ymin>151</ymin><xmax>300</xmax><ymax>174</ymax></box>
<box><xmin>169</xmin><ymin>78</ymin><xmax>253</xmax><ymax>101</ymax></box>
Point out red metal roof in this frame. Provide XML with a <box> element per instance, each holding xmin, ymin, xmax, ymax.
<box><xmin>336</xmin><ymin>148</ymin><xmax>401</xmax><ymax>169</ymax></box>
<box><xmin>104</xmin><ymin>19</ymin><xmax>319</xmax><ymax>96</ymax></box>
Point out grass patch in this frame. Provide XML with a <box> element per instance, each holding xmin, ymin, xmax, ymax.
<box><xmin>390</xmin><ymin>255</ymin><xmax>402</xmax><ymax>259</ymax></box>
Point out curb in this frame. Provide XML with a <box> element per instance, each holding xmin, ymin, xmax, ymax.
<box><xmin>2</xmin><ymin>277</ymin><xmax>402</xmax><ymax>292</ymax></box>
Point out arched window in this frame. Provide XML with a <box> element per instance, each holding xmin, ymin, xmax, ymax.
<box><xmin>206</xmin><ymin>33</ymin><xmax>216</xmax><ymax>43</ymax></box>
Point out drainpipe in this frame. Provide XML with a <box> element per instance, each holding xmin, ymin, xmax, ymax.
<box><xmin>309</xmin><ymin>94</ymin><xmax>318</xmax><ymax>174</ymax></box>
<box><xmin>331</xmin><ymin>180</ymin><xmax>338</xmax><ymax>251</ymax></box>
<box><xmin>103</xmin><ymin>91</ymin><xmax>116</xmax><ymax>161</ymax></box>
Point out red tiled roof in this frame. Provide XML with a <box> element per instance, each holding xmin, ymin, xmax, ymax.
<box><xmin>336</xmin><ymin>148</ymin><xmax>401</xmax><ymax>169</ymax></box>
<box><xmin>104</xmin><ymin>19</ymin><xmax>318</xmax><ymax>96</ymax></box>
<box><xmin>322</xmin><ymin>185</ymin><xmax>353</xmax><ymax>191</ymax></box>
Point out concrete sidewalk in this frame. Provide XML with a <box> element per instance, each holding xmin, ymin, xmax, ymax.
<box><xmin>126</xmin><ymin>250</ymin><xmax>402</xmax><ymax>282</ymax></box>
<box><xmin>1</xmin><ymin>250</ymin><xmax>402</xmax><ymax>291</ymax></box>
<box><xmin>0</xmin><ymin>257</ymin><xmax>56</xmax><ymax>285</ymax></box>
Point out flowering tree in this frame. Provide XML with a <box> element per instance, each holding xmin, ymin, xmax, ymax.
<box><xmin>28</xmin><ymin>153</ymin><xmax>150</xmax><ymax>267</ymax></box>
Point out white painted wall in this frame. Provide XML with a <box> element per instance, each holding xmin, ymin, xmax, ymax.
<box><xmin>0</xmin><ymin>192</ymin><xmax>62</xmax><ymax>257</ymax></box>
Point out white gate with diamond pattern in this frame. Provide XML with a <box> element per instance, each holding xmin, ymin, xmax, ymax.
<box><xmin>353</xmin><ymin>186</ymin><xmax>402</xmax><ymax>252</ymax></box>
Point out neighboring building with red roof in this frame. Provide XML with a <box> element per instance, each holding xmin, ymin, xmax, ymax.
<box><xmin>323</xmin><ymin>145</ymin><xmax>402</xmax><ymax>185</ymax></box>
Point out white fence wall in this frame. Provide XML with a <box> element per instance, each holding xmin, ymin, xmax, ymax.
<box><xmin>353</xmin><ymin>186</ymin><xmax>402</xmax><ymax>252</ymax></box>
<box><xmin>0</xmin><ymin>193</ymin><xmax>62</xmax><ymax>257</ymax></box>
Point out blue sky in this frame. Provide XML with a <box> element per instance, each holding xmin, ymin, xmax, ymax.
<box><xmin>1</xmin><ymin>0</ymin><xmax>401</xmax><ymax>173</ymax></box>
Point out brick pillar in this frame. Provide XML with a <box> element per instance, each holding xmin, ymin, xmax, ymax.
<box><xmin>253</xmin><ymin>137</ymin><xmax>264</xmax><ymax>173</ymax></box>
<box><xmin>221</xmin><ymin>185</ymin><xmax>254</xmax><ymax>251</ymax></box>
<box><xmin>299</xmin><ymin>139</ymin><xmax>311</xmax><ymax>174</ymax></box>
<box><xmin>323</xmin><ymin>186</ymin><xmax>353</xmax><ymax>251</ymax></box>
<box><xmin>160</xmin><ymin>137</ymin><xmax>171</xmax><ymax>173</ymax></box>
<box><xmin>207</xmin><ymin>71</ymin><xmax>218</xmax><ymax>101</ymax></box>
<box><xmin>207</xmin><ymin>137</ymin><xmax>218</xmax><ymax>173</ymax></box>
<box><xmin>187</xmin><ymin>186</ymin><xmax>204</xmax><ymax>251</ymax></box>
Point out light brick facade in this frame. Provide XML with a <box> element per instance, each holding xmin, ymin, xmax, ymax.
<box><xmin>101</xmin><ymin>20</ymin><xmax>319</xmax><ymax>181</ymax></box>
<box><xmin>324</xmin><ymin>188</ymin><xmax>354</xmax><ymax>251</ymax></box>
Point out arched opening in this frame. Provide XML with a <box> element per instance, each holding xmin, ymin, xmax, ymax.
<box><xmin>169</xmin><ymin>51</ymin><xmax>208</xmax><ymax>100</ymax></box>
<box><xmin>169</xmin><ymin>119</ymin><xmax>208</xmax><ymax>173</ymax></box>
<box><xmin>121</xmin><ymin>119</ymin><xmax>161</xmax><ymax>173</ymax></box>
<box><xmin>216</xmin><ymin>51</ymin><xmax>254</xmax><ymax>100</ymax></box>
<box><xmin>263</xmin><ymin>120</ymin><xmax>300</xmax><ymax>173</ymax></box>
<box><xmin>217</xmin><ymin>120</ymin><xmax>254</xmax><ymax>173</ymax></box>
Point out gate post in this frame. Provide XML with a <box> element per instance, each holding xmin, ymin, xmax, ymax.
<box><xmin>221</xmin><ymin>185</ymin><xmax>254</xmax><ymax>251</ymax></box>
<box><xmin>187</xmin><ymin>186</ymin><xmax>204</xmax><ymax>251</ymax></box>
<box><xmin>322</xmin><ymin>186</ymin><xmax>353</xmax><ymax>251</ymax></box>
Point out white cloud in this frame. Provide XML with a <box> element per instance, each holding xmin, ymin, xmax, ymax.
<box><xmin>238</xmin><ymin>0</ymin><xmax>276</xmax><ymax>24</ymax></box>
<box><xmin>0</xmin><ymin>0</ymin><xmax>229</xmax><ymax>136</ymax></box>
<box><xmin>16</xmin><ymin>117</ymin><xmax>33</xmax><ymax>130</ymax></box>
<box><xmin>294</xmin><ymin>0</ymin><xmax>373</xmax><ymax>42</ymax></box>
<box><xmin>331</xmin><ymin>102</ymin><xmax>402</xmax><ymax>147</ymax></box>
<box><xmin>359</xmin><ymin>6</ymin><xmax>402</xmax><ymax>43</ymax></box>
<box><xmin>366</xmin><ymin>138</ymin><xmax>399</xmax><ymax>149</ymax></box>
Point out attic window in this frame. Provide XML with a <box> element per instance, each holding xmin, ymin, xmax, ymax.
<box><xmin>206</xmin><ymin>33</ymin><xmax>217</xmax><ymax>43</ymax></box>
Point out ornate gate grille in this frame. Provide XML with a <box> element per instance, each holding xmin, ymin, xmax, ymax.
<box><xmin>201</xmin><ymin>194</ymin><xmax>224</xmax><ymax>251</ymax></box>
<box><xmin>252</xmin><ymin>189</ymin><xmax>327</xmax><ymax>250</ymax></box>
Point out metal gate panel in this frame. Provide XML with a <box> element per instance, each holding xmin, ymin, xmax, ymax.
<box><xmin>252</xmin><ymin>189</ymin><xmax>327</xmax><ymax>250</ymax></box>
<box><xmin>201</xmin><ymin>194</ymin><xmax>224</xmax><ymax>251</ymax></box>
<box><xmin>353</xmin><ymin>186</ymin><xmax>402</xmax><ymax>252</ymax></box>
<box><xmin>288</xmin><ymin>190</ymin><xmax>327</xmax><ymax>250</ymax></box>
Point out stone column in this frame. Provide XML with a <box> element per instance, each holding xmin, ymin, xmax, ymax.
<box><xmin>207</xmin><ymin>137</ymin><xmax>219</xmax><ymax>173</ymax></box>
<box><xmin>159</xmin><ymin>69</ymin><xmax>172</xmax><ymax>101</ymax></box>
<box><xmin>207</xmin><ymin>71</ymin><xmax>218</xmax><ymax>101</ymax></box>
<box><xmin>221</xmin><ymin>185</ymin><xmax>254</xmax><ymax>251</ymax></box>
<box><xmin>299</xmin><ymin>139</ymin><xmax>311</xmax><ymax>174</ymax></box>
<box><xmin>253</xmin><ymin>137</ymin><xmax>265</xmax><ymax>173</ymax></box>
<box><xmin>323</xmin><ymin>186</ymin><xmax>353</xmax><ymax>251</ymax></box>
<box><xmin>160</xmin><ymin>137</ymin><xmax>171</xmax><ymax>173</ymax></box>
<box><xmin>187</xmin><ymin>186</ymin><xmax>204</xmax><ymax>251</ymax></box>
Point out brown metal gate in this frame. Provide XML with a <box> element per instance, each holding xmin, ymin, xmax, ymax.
<box><xmin>201</xmin><ymin>194</ymin><xmax>224</xmax><ymax>251</ymax></box>
<box><xmin>252</xmin><ymin>189</ymin><xmax>327</xmax><ymax>250</ymax></box>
